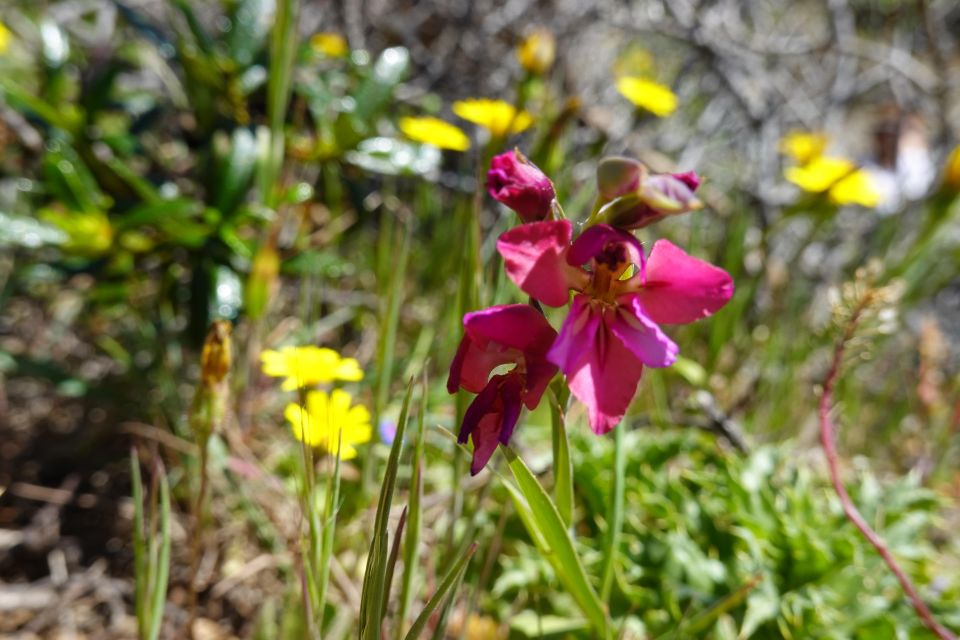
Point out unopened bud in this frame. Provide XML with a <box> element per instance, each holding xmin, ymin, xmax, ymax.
<box><xmin>487</xmin><ymin>149</ymin><xmax>556</xmax><ymax>223</ymax></box>
<box><xmin>517</xmin><ymin>28</ymin><xmax>556</xmax><ymax>76</ymax></box>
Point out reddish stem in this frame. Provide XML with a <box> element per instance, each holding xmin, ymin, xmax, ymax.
<box><xmin>819</xmin><ymin>308</ymin><xmax>956</xmax><ymax>640</ymax></box>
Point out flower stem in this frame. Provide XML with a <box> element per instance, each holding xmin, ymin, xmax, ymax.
<box><xmin>819</xmin><ymin>302</ymin><xmax>956</xmax><ymax>640</ymax></box>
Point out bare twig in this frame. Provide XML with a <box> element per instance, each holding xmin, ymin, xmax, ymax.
<box><xmin>819</xmin><ymin>299</ymin><xmax>956</xmax><ymax>640</ymax></box>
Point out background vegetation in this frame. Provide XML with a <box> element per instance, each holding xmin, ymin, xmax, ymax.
<box><xmin>1</xmin><ymin>0</ymin><xmax>958</xmax><ymax>638</ymax></box>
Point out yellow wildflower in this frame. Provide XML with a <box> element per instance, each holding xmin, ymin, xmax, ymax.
<box><xmin>452</xmin><ymin>99</ymin><xmax>533</xmax><ymax>137</ymax></box>
<box><xmin>0</xmin><ymin>21</ymin><xmax>11</xmax><ymax>54</ymax></box>
<box><xmin>829</xmin><ymin>169</ymin><xmax>881</xmax><ymax>207</ymax></box>
<box><xmin>785</xmin><ymin>156</ymin><xmax>879</xmax><ymax>207</ymax></box>
<box><xmin>398</xmin><ymin>116</ymin><xmax>471</xmax><ymax>151</ymax></box>
<box><xmin>785</xmin><ymin>156</ymin><xmax>855</xmax><ymax>193</ymax></box>
<box><xmin>615</xmin><ymin>76</ymin><xmax>678</xmax><ymax>117</ymax></box>
<box><xmin>284</xmin><ymin>389</ymin><xmax>371</xmax><ymax>459</ymax></box>
<box><xmin>944</xmin><ymin>145</ymin><xmax>960</xmax><ymax>192</ymax></box>
<box><xmin>516</xmin><ymin>28</ymin><xmax>555</xmax><ymax>75</ymax></box>
<box><xmin>310</xmin><ymin>32</ymin><xmax>348</xmax><ymax>58</ymax></box>
<box><xmin>260</xmin><ymin>346</ymin><xmax>363</xmax><ymax>391</ymax></box>
<box><xmin>779</xmin><ymin>131</ymin><xmax>828</xmax><ymax>165</ymax></box>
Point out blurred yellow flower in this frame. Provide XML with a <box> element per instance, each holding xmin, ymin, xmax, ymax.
<box><xmin>310</xmin><ymin>32</ymin><xmax>348</xmax><ymax>57</ymax></box>
<box><xmin>260</xmin><ymin>346</ymin><xmax>363</xmax><ymax>391</ymax></box>
<box><xmin>780</xmin><ymin>131</ymin><xmax>828</xmax><ymax>165</ymax></box>
<box><xmin>829</xmin><ymin>169</ymin><xmax>881</xmax><ymax>207</ymax></box>
<box><xmin>516</xmin><ymin>28</ymin><xmax>555</xmax><ymax>75</ymax></box>
<box><xmin>0</xmin><ymin>21</ymin><xmax>11</xmax><ymax>54</ymax></box>
<box><xmin>785</xmin><ymin>156</ymin><xmax>855</xmax><ymax>193</ymax></box>
<box><xmin>944</xmin><ymin>145</ymin><xmax>960</xmax><ymax>192</ymax></box>
<box><xmin>464</xmin><ymin>614</ymin><xmax>504</xmax><ymax>640</ymax></box>
<box><xmin>785</xmin><ymin>156</ymin><xmax>879</xmax><ymax>207</ymax></box>
<box><xmin>399</xmin><ymin>116</ymin><xmax>471</xmax><ymax>151</ymax></box>
<box><xmin>453</xmin><ymin>99</ymin><xmax>533</xmax><ymax>137</ymax></box>
<box><xmin>285</xmin><ymin>389</ymin><xmax>371</xmax><ymax>459</ymax></box>
<box><xmin>615</xmin><ymin>76</ymin><xmax>678</xmax><ymax>117</ymax></box>
<box><xmin>40</xmin><ymin>207</ymin><xmax>114</xmax><ymax>256</ymax></box>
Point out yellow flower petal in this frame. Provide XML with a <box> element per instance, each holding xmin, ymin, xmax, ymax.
<box><xmin>452</xmin><ymin>99</ymin><xmax>533</xmax><ymax>137</ymax></box>
<box><xmin>516</xmin><ymin>29</ymin><xmax>555</xmax><ymax>75</ymax></box>
<box><xmin>829</xmin><ymin>169</ymin><xmax>880</xmax><ymax>207</ymax></box>
<box><xmin>285</xmin><ymin>390</ymin><xmax>371</xmax><ymax>459</ymax></box>
<box><xmin>784</xmin><ymin>156</ymin><xmax>855</xmax><ymax>193</ymax></box>
<box><xmin>0</xmin><ymin>21</ymin><xmax>11</xmax><ymax>55</ymax></box>
<box><xmin>779</xmin><ymin>131</ymin><xmax>828</xmax><ymax>165</ymax></box>
<box><xmin>310</xmin><ymin>33</ymin><xmax>348</xmax><ymax>57</ymax></box>
<box><xmin>615</xmin><ymin>76</ymin><xmax>678</xmax><ymax>117</ymax></box>
<box><xmin>398</xmin><ymin>116</ymin><xmax>471</xmax><ymax>151</ymax></box>
<box><xmin>260</xmin><ymin>346</ymin><xmax>364</xmax><ymax>390</ymax></box>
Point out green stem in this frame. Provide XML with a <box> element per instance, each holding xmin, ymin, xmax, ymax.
<box><xmin>600</xmin><ymin>422</ymin><xmax>625</xmax><ymax>602</ymax></box>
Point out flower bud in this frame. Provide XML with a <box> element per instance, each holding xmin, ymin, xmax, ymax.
<box><xmin>596</xmin><ymin>157</ymin><xmax>703</xmax><ymax>230</ymax></box>
<box><xmin>944</xmin><ymin>145</ymin><xmax>960</xmax><ymax>193</ymax></box>
<box><xmin>517</xmin><ymin>28</ymin><xmax>556</xmax><ymax>76</ymax></box>
<box><xmin>487</xmin><ymin>149</ymin><xmax>556</xmax><ymax>222</ymax></box>
<box><xmin>200</xmin><ymin>320</ymin><xmax>232</xmax><ymax>386</ymax></box>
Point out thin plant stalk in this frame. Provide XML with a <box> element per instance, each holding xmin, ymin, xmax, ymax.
<box><xmin>600</xmin><ymin>422</ymin><xmax>625</xmax><ymax>602</ymax></box>
<box><xmin>186</xmin><ymin>443</ymin><xmax>210</xmax><ymax>638</ymax></box>
<box><xmin>819</xmin><ymin>297</ymin><xmax>956</xmax><ymax>640</ymax></box>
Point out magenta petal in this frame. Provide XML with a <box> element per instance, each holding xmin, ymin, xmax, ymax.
<box><xmin>464</xmin><ymin>304</ymin><xmax>557</xmax><ymax>353</ymax></box>
<box><xmin>567</xmin><ymin>224</ymin><xmax>644</xmax><ymax>270</ymax></box>
<box><xmin>447</xmin><ymin>334</ymin><xmax>471</xmax><ymax>394</ymax></box>
<box><xmin>458</xmin><ymin>378</ymin><xmax>501</xmax><ymax>444</ymax></box>
<box><xmin>497</xmin><ymin>220</ymin><xmax>586</xmax><ymax>307</ymax></box>
<box><xmin>469</xmin><ymin>413</ymin><xmax>503</xmax><ymax>475</ymax></box>
<box><xmin>566</xmin><ymin>320</ymin><xmax>645</xmax><ymax>435</ymax></box>
<box><xmin>638</xmin><ymin>240</ymin><xmax>734</xmax><ymax>325</ymax></box>
<box><xmin>497</xmin><ymin>375</ymin><xmax>524</xmax><ymax>446</ymax></box>
<box><xmin>609</xmin><ymin>296</ymin><xmax>679</xmax><ymax>368</ymax></box>
<box><xmin>522</xmin><ymin>359</ymin><xmax>558</xmax><ymax>410</ymax></box>
<box><xmin>547</xmin><ymin>295</ymin><xmax>600</xmax><ymax>373</ymax></box>
<box><xmin>672</xmin><ymin>171</ymin><xmax>700</xmax><ymax>191</ymax></box>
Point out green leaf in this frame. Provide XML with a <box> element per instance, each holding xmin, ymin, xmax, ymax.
<box><xmin>504</xmin><ymin>448</ymin><xmax>610</xmax><ymax>637</ymax></box>
<box><xmin>227</xmin><ymin>0</ymin><xmax>272</xmax><ymax>68</ymax></box>
<box><xmin>353</xmin><ymin>47</ymin><xmax>410</xmax><ymax>121</ymax></box>
<box><xmin>0</xmin><ymin>212</ymin><xmax>67</xmax><ymax>248</ymax></box>
<box><xmin>213</xmin><ymin>128</ymin><xmax>258</xmax><ymax>217</ymax></box>
<box><xmin>345</xmin><ymin>137</ymin><xmax>441</xmax><ymax>177</ymax></box>
<box><xmin>402</xmin><ymin>543</ymin><xmax>477</xmax><ymax>640</ymax></box>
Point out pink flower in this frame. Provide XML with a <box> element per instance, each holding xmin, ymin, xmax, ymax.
<box><xmin>497</xmin><ymin>220</ymin><xmax>733</xmax><ymax>433</ymax></box>
<box><xmin>487</xmin><ymin>150</ymin><xmax>556</xmax><ymax>223</ymax></box>
<box><xmin>447</xmin><ymin>304</ymin><xmax>558</xmax><ymax>474</ymax></box>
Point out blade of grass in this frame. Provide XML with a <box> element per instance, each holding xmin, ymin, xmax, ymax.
<box><xmin>599</xmin><ymin>422</ymin><xmax>625</xmax><ymax>602</ymax></box>
<box><xmin>359</xmin><ymin>379</ymin><xmax>414</xmax><ymax>640</ymax></box>
<box><xmin>381</xmin><ymin>507</ymin><xmax>408</xmax><ymax>622</ymax></box>
<box><xmin>402</xmin><ymin>543</ymin><xmax>478</xmax><ymax>640</ymax></box>
<box><xmin>147</xmin><ymin>463</ymin><xmax>171</xmax><ymax>640</ymax></box>
<box><xmin>260</xmin><ymin>0</ymin><xmax>299</xmax><ymax>207</ymax></box>
<box><xmin>131</xmin><ymin>450</ymin><xmax>147</xmax><ymax>639</ymax></box>
<box><xmin>396</xmin><ymin>377</ymin><xmax>427</xmax><ymax>635</ymax></box>
<box><xmin>503</xmin><ymin>448</ymin><xmax>610</xmax><ymax>638</ymax></box>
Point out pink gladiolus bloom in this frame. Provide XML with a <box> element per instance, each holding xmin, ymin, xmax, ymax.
<box><xmin>497</xmin><ymin>220</ymin><xmax>733</xmax><ymax>434</ymax></box>
<box><xmin>487</xmin><ymin>150</ymin><xmax>556</xmax><ymax>222</ymax></box>
<box><xmin>447</xmin><ymin>304</ymin><xmax>558</xmax><ymax>474</ymax></box>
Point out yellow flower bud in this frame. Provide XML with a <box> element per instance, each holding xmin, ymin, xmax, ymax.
<box><xmin>200</xmin><ymin>320</ymin><xmax>232</xmax><ymax>387</ymax></box>
<box><xmin>517</xmin><ymin>28</ymin><xmax>555</xmax><ymax>75</ymax></box>
<box><xmin>944</xmin><ymin>145</ymin><xmax>960</xmax><ymax>192</ymax></box>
